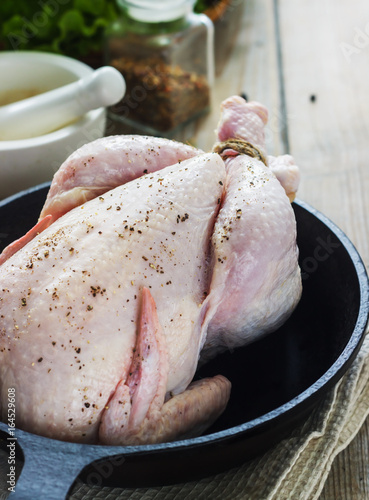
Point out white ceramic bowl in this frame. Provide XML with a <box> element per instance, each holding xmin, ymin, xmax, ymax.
<box><xmin>0</xmin><ymin>51</ymin><xmax>107</xmax><ymax>199</ymax></box>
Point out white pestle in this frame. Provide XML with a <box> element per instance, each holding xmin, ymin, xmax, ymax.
<box><xmin>0</xmin><ymin>66</ymin><xmax>125</xmax><ymax>141</ymax></box>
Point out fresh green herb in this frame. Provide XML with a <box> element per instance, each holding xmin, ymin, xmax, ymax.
<box><xmin>194</xmin><ymin>0</ymin><xmax>219</xmax><ymax>14</ymax></box>
<box><xmin>0</xmin><ymin>0</ymin><xmax>119</xmax><ymax>59</ymax></box>
<box><xmin>0</xmin><ymin>1</ymin><xmax>216</xmax><ymax>59</ymax></box>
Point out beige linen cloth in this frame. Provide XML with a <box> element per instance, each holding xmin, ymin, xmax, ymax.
<box><xmin>68</xmin><ymin>328</ymin><xmax>369</xmax><ymax>500</ymax></box>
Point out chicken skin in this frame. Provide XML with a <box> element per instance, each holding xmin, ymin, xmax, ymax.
<box><xmin>0</xmin><ymin>96</ymin><xmax>301</xmax><ymax>445</ymax></box>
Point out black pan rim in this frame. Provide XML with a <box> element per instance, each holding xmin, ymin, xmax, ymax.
<box><xmin>0</xmin><ymin>185</ymin><xmax>368</xmax><ymax>457</ymax></box>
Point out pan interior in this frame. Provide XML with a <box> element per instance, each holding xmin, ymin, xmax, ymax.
<box><xmin>0</xmin><ymin>187</ymin><xmax>367</xmax><ymax>486</ymax></box>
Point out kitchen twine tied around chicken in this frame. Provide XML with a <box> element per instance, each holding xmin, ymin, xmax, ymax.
<box><xmin>212</xmin><ymin>139</ymin><xmax>268</xmax><ymax>166</ymax></box>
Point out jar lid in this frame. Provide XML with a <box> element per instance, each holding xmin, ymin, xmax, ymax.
<box><xmin>118</xmin><ymin>0</ymin><xmax>196</xmax><ymax>22</ymax></box>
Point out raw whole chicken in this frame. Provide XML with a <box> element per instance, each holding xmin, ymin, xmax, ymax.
<box><xmin>0</xmin><ymin>96</ymin><xmax>302</xmax><ymax>445</ymax></box>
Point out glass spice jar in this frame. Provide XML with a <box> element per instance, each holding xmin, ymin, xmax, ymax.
<box><xmin>105</xmin><ymin>0</ymin><xmax>214</xmax><ymax>138</ymax></box>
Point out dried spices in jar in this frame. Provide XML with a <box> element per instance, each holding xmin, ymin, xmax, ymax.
<box><xmin>105</xmin><ymin>0</ymin><xmax>214</xmax><ymax>138</ymax></box>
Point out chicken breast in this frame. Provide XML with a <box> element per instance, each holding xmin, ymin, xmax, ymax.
<box><xmin>0</xmin><ymin>95</ymin><xmax>302</xmax><ymax>445</ymax></box>
<box><xmin>0</xmin><ymin>153</ymin><xmax>230</xmax><ymax>444</ymax></box>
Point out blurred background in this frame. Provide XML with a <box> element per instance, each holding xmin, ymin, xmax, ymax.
<box><xmin>0</xmin><ymin>0</ymin><xmax>246</xmax><ymax>195</ymax></box>
<box><xmin>0</xmin><ymin>0</ymin><xmax>242</xmax><ymax>73</ymax></box>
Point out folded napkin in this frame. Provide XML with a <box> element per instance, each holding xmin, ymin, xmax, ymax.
<box><xmin>71</xmin><ymin>328</ymin><xmax>369</xmax><ymax>500</ymax></box>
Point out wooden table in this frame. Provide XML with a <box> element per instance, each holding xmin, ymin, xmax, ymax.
<box><xmin>196</xmin><ymin>0</ymin><xmax>369</xmax><ymax>497</ymax></box>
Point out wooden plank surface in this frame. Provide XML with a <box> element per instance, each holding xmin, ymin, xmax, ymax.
<box><xmin>278</xmin><ymin>0</ymin><xmax>369</xmax><ymax>269</ymax></box>
<box><xmin>197</xmin><ymin>0</ymin><xmax>369</xmax><ymax>497</ymax></box>
<box><xmin>276</xmin><ymin>1</ymin><xmax>369</xmax><ymax>498</ymax></box>
<box><xmin>196</xmin><ymin>0</ymin><xmax>283</xmax><ymax>155</ymax></box>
